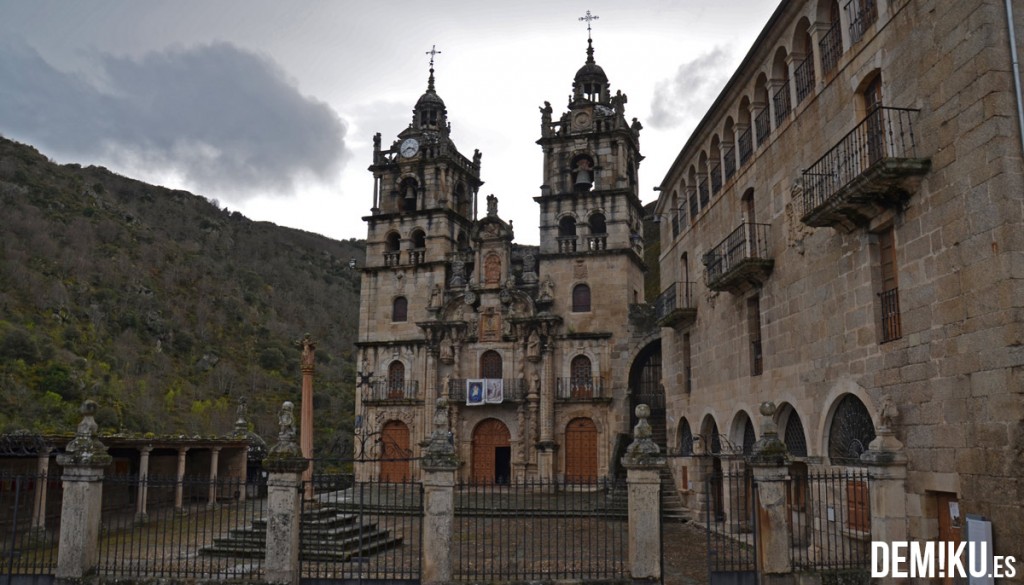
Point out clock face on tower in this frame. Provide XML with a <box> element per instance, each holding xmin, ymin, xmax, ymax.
<box><xmin>400</xmin><ymin>138</ymin><xmax>420</xmax><ymax>158</ymax></box>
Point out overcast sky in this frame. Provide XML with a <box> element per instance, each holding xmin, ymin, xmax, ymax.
<box><xmin>0</xmin><ymin>1</ymin><xmax>779</xmax><ymax>244</ymax></box>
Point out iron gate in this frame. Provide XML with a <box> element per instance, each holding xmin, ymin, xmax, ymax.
<box><xmin>706</xmin><ymin>469</ymin><xmax>757</xmax><ymax>585</ymax></box>
<box><xmin>300</xmin><ymin>430</ymin><xmax>422</xmax><ymax>585</ymax></box>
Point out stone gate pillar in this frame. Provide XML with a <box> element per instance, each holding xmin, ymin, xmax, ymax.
<box><xmin>748</xmin><ymin>402</ymin><xmax>793</xmax><ymax>583</ymax></box>
<box><xmin>55</xmin><ymin>400</ymin><xmax>113</xmax><ymax>582</ymax></box>
<box><xmin>421</xmin><ymin>398</ymin><xmax>458</xmax><ymax>585</ymax></box>
<box><xmin>263</xmin><ymin>401</ymin><xmax>307</xmax><ymax>585</ymax></box>
<box><xmin>860</xmin><ymin>397</ymin><xmax>908</xmax><ymax>585</ymax></box>
<box><xmin>622</xmin><ymin>404</ymin><xmax>666</xmax><ymax>582</ymax></box>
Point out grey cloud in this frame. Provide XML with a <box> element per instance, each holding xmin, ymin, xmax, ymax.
<box><xmin>0</xmin><ymin>40</ymin><xmax>347</xmax><ymax>199</ymax></box>
<box><xmin>648</xmin><ymin>47</ymin><xmax>731</xmax><ymax>130</ymax></box>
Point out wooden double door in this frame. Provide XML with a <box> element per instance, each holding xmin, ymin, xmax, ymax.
<box><xmin>472</xmin><ymin>419</ymin><xmax>511</xmax><ymax>484</ymax></box>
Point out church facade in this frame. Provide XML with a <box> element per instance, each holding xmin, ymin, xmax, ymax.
<box><xmin>354</xmin><ymin>40</ymin><xmax>659</xmax><ymax>483</ymax></box>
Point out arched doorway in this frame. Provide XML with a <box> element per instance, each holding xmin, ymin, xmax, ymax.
<box><xmin>564</xmin><ymin>418</ymin><xmax>598</xmax><ymax>482</ymax></box>
<box><xmin>472</xmin><ymin>419</ymin><xmax>511</xmax><ymax>484</ymax></box>
<box><xmin>629</xmin><ymin>340</ymin><xmax>664</xmax><ymax>447</ymax></box>
<box><xmin>379</xmin><ymin>421</ymin><xmax>410</xmax><ymax>482</ymax></box>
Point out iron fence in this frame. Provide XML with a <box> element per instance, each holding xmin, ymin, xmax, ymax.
<box><xmin>819</xmin><ymin>20</ymin><xmax>842</xmax><ymax>75</ymax></box>
<box><xmin>706</xmin><ymin>470</ymin><xmax>757</xmax><ymax>583</ymax></box>
<box><xmin>773</xmin><ymin>84</ymin><xmax>792</xmax><ymax>127</ymax></box>
<box><xmin>800</xmin><ymin>106</ymin><xmax>921</xmax><ymax>218</ymax></box>
<box><xmin>710</xmin><ymin>163</ymin><xmax>722</xmax><ymax>195</ymax></box>
<box><xmin>755</xmin><ymin>108</ymin><xmax>771</xmax><ymax>146</ymax></box>
<box><xmin>96</xmin><ymin>474</ymin><xmax>265</xmax><ymax>580</ymax></box>
<box><xmin>794</xmin><ymin>54</ymin><xmax>816</xmax><ymax>105</ymax></box>
<box><xmin>723</xmin><ymin>145</ymin><xmax>736</xmax><ymax>180</ymax></box>
<box><xmin>0</xmin><ymin>473</ymin><xmax>61</xmax><ymax>578</ymax></box>
<box><xmin>655</xmin><ymin>281</ymin><xmax>695</xmax><ymax>322</ymax></box>
<box><xmin>453</xmin><ymin>478</ymin><xmax>628</xmax><ymax>582</ymax></box>
<box><xmin>361</xmin><ymin>379</ymin><xmax>421</xmax><ymax>403</ymax></box>
<box><xmin>790</xmin><ymin>469</ymin><xmax>873</xmax><ymax>571</ymax></box>
<box><xmin>846</xmin><ymin>0</ymin><xmax>878</xmax><ymax>44</ymax></box>
<box><xmin>704</xmin><ymin>222</ymin><xmax>772</xmax><ymax>285</ymax></box>
<box><xmin>555</xmin><ymin>376</ymin><xmax>607</xmax><ymax>400</ymax></box>
<box><xmin>301</xmin><ymin>476</ymin><xmax>422</xmax><ymax>583</ymax></box>
<box><xmin>738</xmin><ymin>127</ymin><xmax>753</xmax><ymax>166</ymax></box>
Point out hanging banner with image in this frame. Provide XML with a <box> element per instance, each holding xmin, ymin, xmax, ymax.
<box><xmin>485</xmin><ymin>378</ymin><xmax>503</xmax><ymax>404</ymax></box>
<box><xmin>466</xmin><ymin>379</ymin><xmax>485</xmax><ymax>406</ymax></box>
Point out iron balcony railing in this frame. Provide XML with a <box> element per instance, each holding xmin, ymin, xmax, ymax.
<box><xmin>819</xmin><ymin>20</ymin><xmax>843</xmax><ymax>75</ymax></box>
<box><xmin>447</xmin><ymin>378</ymin><xmax>528</xmax><ymax>403</ymax></box>
<box><xmin>703</xmin><ymin>222</ymin><xmax>772</xmax><ymax>286</ymax></box>
<box><xmin>794</xmin><ymin>53</ymin><xmax>816</xmax><ymax>105</ymax></box>
<box><xmin>755</xmin><ymin>108</ymin><xmax>771</xmax><ymax>146</ymax></box>
<box><xmin>738</xmin><ymin>127</ymin><xmax>753</xmax><ymax>166</ymax></box>
<box><xmin>363</xmin><ymin>380</ymin><xmax>421</xmax><ymax>402</ymax></box>
<box><xmin>800</xmin><ymin>107</ymin><xmax>922</xmax><ymax>220</ymax></box>
<box><xmin>687</xmin><ymin>188</ymin><xmax>699</xmax><ymax>222</ymax></box>
<box><xmin>383</xmin><ymin>251</ymin><xmax>401</xmax><ymax>267</ymax></box>
<box><xmin>670</xmin><ymin>210</ymin><xmax>681</xmax><ymax>237</ymax></box>
<box><xmin>723</xmin><ymin>145</ymin><xmax>736</xmax><ymax>180</ymax></box>
<box><xmin>698</xmin><ymin>178</ymin><xmax>710</xmax><ymax>208</ymax></box>
<box><xmin>879</xmin><ymin>287</ymin><xmax>901</xmax><ymax>343</ymax></box>
<box><xmin>555</xmin><ymin>376</ymin><xmax>608</xmax><ymax>400</ymax></box>
<box><xmin>846</xmin><ymin>0</ymin><xmax>878</xmax><ymax>44</ymax></box>
<box><xmin>654</xmin><ymin>281</ymin><xmax>696</xmax><ymax>322</ymax></box>
<box><xmin>773</xmin><ymin>84</ymin><xmax>792</xmax><ymax>127</ymax></box>
<box><xmin>557</xmin><ymin>236</ymin><xmax>578</xmax><ymax>253</ymax></box>
<box><xmin>709</xmin><ymin>163</ymin><xmax>722</xmax><ymax>195</ymax></box>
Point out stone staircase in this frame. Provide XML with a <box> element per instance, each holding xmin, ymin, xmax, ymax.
<box><xmin>201</xmin><ymin>505</ymin><xmax>403</xmax><ymax>561</ymax></box>
<box><xmin>660</xmin><ymin>466</ymin><xmax>689</xmax><ymax>523</ymax></box>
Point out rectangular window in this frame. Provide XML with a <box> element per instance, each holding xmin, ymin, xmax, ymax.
<box><xmin>747</xmin><ymin>295</ymin><xmax>763</xmax><ymax>376</ymax></box>
<box><xmin>878</xmin><ymin>227</ymin><xmax>901</xmax><ymax>342</ymax></box>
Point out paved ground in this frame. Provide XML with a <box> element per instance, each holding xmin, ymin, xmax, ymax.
<box><xmin>663</xmin><ymin>520</ymin><xmax>710</xmax><ymax>585</ymax></box>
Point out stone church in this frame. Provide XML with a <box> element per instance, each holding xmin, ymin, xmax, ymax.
<box><xmin>354</xmin><ymin>38</ymin><xmax>661</xmax><ymax>484</ymax></box>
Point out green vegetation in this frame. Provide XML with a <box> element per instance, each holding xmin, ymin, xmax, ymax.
<box><xmin>0</xmin><ymin>136</ymin><xmax>364</xmax><ymax>445</ymax></box>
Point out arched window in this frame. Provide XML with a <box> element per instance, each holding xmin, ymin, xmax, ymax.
<box><xmin>392</xmin><ymin>296</ymin><xmax>408</xmax><ymax>322</ymax></box>
<box><xmin>569</xmin><ymin>355</ymin><xmax>593</xmax><ymax>398</ymax></box>
<box><xmin>385</xmin><ymin>232</ymin><xmax>401</xmax><ymax>252</ymax></box>
<box><xmin>571</xmin><ymin>155</ymin><xmax>595</xmax><ymax>192</ymax></box>
<box><xmin>558</xmin><ymin>216</ymin><xmax>577</xmax><ymax>237</ymax></box>
<box><xmin>480</xmin><ymin>350</ymin><xmax>502</xmax><ymax>379</ymax></box>
<box><xmin>411</xmin><ymin>229</ymin><xmax>426</xmax><ymax>249</ymax></box>
<box><xmin>572</xmin><ymin>283</ymin><xmax>591</xmax><ymax>312</ymax></box>
<box><xmin>827</xmin><ymin>394</ymin><xmax>876</xmax><ymax>464</ymax></box>
<box><xmin>771</xmin><ymin>47</ymin><xmax>792</xmax><ymax>127</ymax></box>
<box><xmin>742</xmin><ymin>417</ymin><xmax>756</xmax><ymax>456</ymax></box>
<box><xmin>588</xmin><ymin>213</ymin><xmax>607</xmax><ymax>235</ymax></box>
<box><xmin>784</xmin><ymin>410</ymin><xmax>808</xmax><ymax>457</ymax></box>
<box><xmin>678</xmin><ymin>419</ymin><xmax>694</xmax><ymax>456</ymax></box>
<box><xmin>818</xmin><ymin>0</ymin><xmax>843</xmax><ymax>75</ymax></box>
<box><xmin>794</xmin><ymin>19</ymin><xmax>816</xmax><ymax>104</ymax></box>
<box><xmin>387</xmin><ymin>361</ymin><xmax>405</xmax><ymax>398</ymax></box>
<box><xmin>399</xmin><ymin>178</ymin><xmax>418</xmax><ymax>212</ymax></box>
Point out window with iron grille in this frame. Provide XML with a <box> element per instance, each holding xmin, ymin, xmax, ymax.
<box><xmin>569</xmin><ymin>355</ymin><xmax>593</xmax><ymax>398</ymax></box>
<box><xmin>742</xmin><ymin>418</ymin><xmax>756</xmax><ymax>456</ymax></box>
<box><xmin>784</xmin><ymin>411</ymin><xmax>808</xmax><ymax>457</ymax></box>
<box><xmin>480</xmin><ymin>350</ymin><xmax>503</xmax><ymax>379</ymax></box>
<box><xmin>747</xmin><ymin>295</ymin><xmax>763</xmax><ymax>376</ymax></box>
<box><xmin>392</xmin><ymin>296</ymin><xmax>408</xmax><ymax>322</ymax></box>
<box><xmin>827</xmin><ymin>394</ymin><xmax>876</xmax><ymax>464</ymax></box>
<box><xmin>877</xmin><ymin>227</ymin><xmax>901</xmax><ymax>342</ymax></box>
<box><xmin>679</xmin><ymin>419</ymin><xmax>694</xmax><ymax>455</ymax></box>
<box><xmin>572</xmin><ymin>283</ymin><xmax>591</xmax><ymax>312</ymax></box>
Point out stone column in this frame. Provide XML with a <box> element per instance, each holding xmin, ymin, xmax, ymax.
<box><xmin>860</xmin><ymin>397</ymin><xmax>908</xmax><ymax>585</ymax></box>
<box><xmin>621</xmin><ymin>405</ymin><xmax>666</xmax><ymax>582</ymax></box>
<box><xmin>748</xmin><ymin>402</ymin><xmax>793</xmax><ymax>583</ymax></box>
<box><xmin>421</xmin><ymin>399</ymin><xmax>458</xmax><ymax>585</ymax></box>
<box><xmin>263</xmin><ymin>401</ymin><xmax>308</xmax><ymax>585</ymax></box>
<box><xmin>537</xmin><ymin>344</ymin><xmax>556</xmax><ymax>482</ymax></box>
<box><xmin>30</xmin><ymin>448</ymin><xmax>51</xmax><ymax>536</ymax></box>
<box><xmin>55</xmin><ymin>400</ymin><xmax>113</xmax><ymax>581</ymax></box>
<box><xmin>174</xmin><ymin>446</ymin><xmax>189</xmax><ymax>513</ymax></box>
<box><xmin>298</xmin><ymin>334</ymin><xmax>316</xmax><ymax>501</ymax></box>
<box><xmin>136</xmin><ymin>445</ymin><xmax>152</xmax><ymax>523</ymax></box>
<box><xmin>208</xmin><ymin>446</ymin><xmax>221</xmax><ymax>508</ymax></box>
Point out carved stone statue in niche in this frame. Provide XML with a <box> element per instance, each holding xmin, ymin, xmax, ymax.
<box><xmin>538</xmin><ymin>275</ymin><xmax>555</xmax><ymax>302</ymax></box>
<box><xmin>450</xmin><ymin>257</ymin><xmax>466</xmax><ymax>287</ymax></box>
<box><xmin>486</xmin><ymin>193</ymin><xmax>498</xmax><ymax>217</ymax></box>
<box><xmin>480</xmin><ymin>307</ymin><xmax>501</xmax><ymax>342</ymax></box>
<box><xmin>522</xmin><ymin>253</ymin><xmax>538</xmax><ymax>283</ymax></box>
<box><xmin>484</xmin><ymin>253</ymin><xmax>501</xmax><ymax>286</ymax></box>
<box><xmin>527</xmin><ymin>330</ymin><xmax>541</xmax><ymax>361</ymax></box>
<box><xmin>428</xmin><ymin>285</ymin><xmax>442</xmax><ymax>309</ymax></box>
<box><xmin>439</xmin><ymin>335</ymin><xmax>454</xmax><ymax>364</ymax></box>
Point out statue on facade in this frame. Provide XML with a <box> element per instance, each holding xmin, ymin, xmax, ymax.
<box><xmin>450</xmin><ymin>257</ymin><xmax>466</xmax><ymax>287</ymax></box>
<box><xmin>486</xmin><ymin>193</ymin><xmax>498</xmax><ymax>217</ymax></box>
<box><xmin>278</xmin><ymin>401</ymin><xmax>296</xmax><ymax>444</ymax></box>
<box><xmin>298</xmin><ymin>334</ymin><xmax>315</xmax><ymax>372</ymax></box>
<box><xmin>440</xmin><ymin>335</ymin><xmax>454</xmax><ymax>363</ymax></box>
<box><xmin>539</xmin><ymin>275</ymin><xmax>555</xmax><ymax>301</ymax></box>
<box><xmin>527</xmin><ymin>330</ymin><xmax>541</xmax><ymax>361</ymax></box>
<box><xmin>540</xmin><ymin>101</ymin><xmax>553</xmax><ymax>137</ymax></box>
<box><xmin>428</xmin><ymin>284</ymin><xmax>442</xmax><ymax>309</ymax></box>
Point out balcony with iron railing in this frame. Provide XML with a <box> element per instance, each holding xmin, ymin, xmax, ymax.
<box><xmin>709</xmin><ymin>163</ymin><xmax>723</xmax><ymax>195</ymax></box>
<box><xmin>755</xmin><ymin>109</ymin><xmax>771</xmax><ymax>146</ymax></box>
<box><xmin>800</xmin><ymin>107</ymin><xmax>930</xmax><ymax>231</ymax></box>
<box><xmin>738</xmin><ymin>127</ymin><xmax>753</xmax><ymax>166</ymax></box>
<box><xmin>846</xmin><ymin>0</ymin><xmax>878</xmax><ymax>45</ymax></box>
<box><xmin>794</xmin><ymin>54</ymin><xmax>815</xmax><ymax>105</ymax></box>
<box><xmin>557</xmin><ymin>236</ymin><xmax>578</xmax><ymax>253</ymax></box>
<box><xmin>555</xmin><ymin>377</ymin><xmax>610</xmax><ymax>401</ymax></box>
<box><xmin>703</xmin><ymin>222</ymin><xmax>774</xmax><ymax>294</ymax></box>
<box><xmin>698</xmin><ymin>178</ymin><xmax>710</xmax><ymax>208</ymax></box>
<box><xmin>773</xmin><ymin>85</ymin><xmax>792</xmax><ymax>127</ymax></box>
<box><xmin>655</xmin><ymin>281</ymin><xmax>697</xmax><ymax>328</ymax></box>
<box><xmin>446</xmin><ymin>378</ymin><xmax>528</xmax><ymax>404</ymax></box>
<box><xmin>362</xmin><ymin>380</ymin><xmax>421</xmax><ymax>404</ymax></box>
<box><xmin>819</xmin><ymin>20</ymin><xmax>842</xmax><ymax>76</ymax></box>
<box><xmin>723</xmin><ymin>146</ymin><xmax>736</xmax><ymax>180</ymax></box>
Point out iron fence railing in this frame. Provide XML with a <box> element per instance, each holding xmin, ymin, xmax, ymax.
<box><xmin>800</xmin><ymin>107</ymin><xmax>921</xmax><ymax>218</ymax></box>
<box><xmin>704</xmin><ymin>222</ymin><xmax>772</xmax><ymax>285</ymax></box>
<box><xmin>447</xmin><ymin>378</ymin><xmax>528</xmax><ymax>403</ymax></box>
<box><xmin>755</xmin><ymin>108</ymin><xmax>771</xmax><ymax>146</ymax></box>
<box><xmin>555</xmin><ymin>376</ymin><xmax>608</xmax><ymax>400</ymax></box>
<box><xmin>819</xmin><ymin>20</ymin><xmax>843</xmax><ymax>75</ymax></box>
<box><xmin>688</xmin><ymin>188</ymin><xmax>699</xmax><ymax>222</ymax></box>
<box><xmin>301</xmin><ymin>476</ymin><xmax>422</xmax><ymax>581</ymax></box>
<box><xmin>0</xmin><ymin>472</ymin><xmax>61</xmax><ymax>577</ymax></box>
<box><xmin>706</xmin><ymin>471</ymin><xmax>756</xmax><ymax>577</ymax></box>
<box><xmin>723</xmin><ymin>145</ymin><xmax>736</xmax><ymax>180</ymax></box>
<box><xmin>655</xmin><ymin>281</ymin><xmax>695</xmax><ymax>321</ymax></box>
<box><xmin>709</xmin><ymin>163</ymin><xmax>722</xmax><ymax>195</ymax></box>
<box><xmin>454</xmin><ymin>478</ymin><xmax>627</xmax><ymax>581</ymax></box>
<box><xmin>698</xmin><ymin>178</ymin><xmax>710</xmax><ymax>208</ymax></box>
<box><xmin>362</xmin><ymin>379</ymin><xmax>421</xmax><ymax>402</ymax></box>
<box><xmin>790</xmin><ymin>469</ymin><xmax>873</xmax><ymax>571</ymax></box>
<box><xmin>96</xmin><ymin>474</ymin><xmax>265</xmax><ymax>580</ymax></box>
<box><xmin>773</xmin><ymin>83</ymin><xmax>792</xmax><ymax>127</ymax></box>
<box><xmin>846</xmin><ymin>0</ymin><xmax>878</xmax><ymax>44</ymax></box>
<box><xmin>794</xmin><ymin>53</ymin><xmax>816</xmax><ymax>104</ymax></box>
<box><xmin>738</xmin><ymin>127</ymin><xmax>753</xmax><ymax>166</ymax></box>
<box><xmin>879</xmin><ymin>287</ymin><xmax>901</xmax><ymax>342</ymax></box>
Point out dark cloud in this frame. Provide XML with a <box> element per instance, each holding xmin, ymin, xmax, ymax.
<box><xmin>0</xmin><ymin>40</ymin><xmax>347</xmax><ymax>199</ymax></box>
<box><xmin>648</xmin><ymin>48</ymin><xmax>731</xmax><ymax>130</ymax></box>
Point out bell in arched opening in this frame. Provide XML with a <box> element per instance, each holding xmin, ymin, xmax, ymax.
<box><xmin>574</xmin><ymin>158</ymin><xmax>594</xmax><ymax>191</ymax></box>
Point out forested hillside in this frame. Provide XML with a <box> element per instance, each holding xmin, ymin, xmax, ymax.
<box><xmin>0</xmin><ymin>136</ymin><xmax>364</xmax><ymax>444</ymax></box>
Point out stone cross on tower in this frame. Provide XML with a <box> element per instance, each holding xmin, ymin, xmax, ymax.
<box><xmin>578</xmin><ymin>10</ymin><xmax>599</xmax><ymax>39</ymax></box>
<box><xmin>426</xmin><ymin>44</ymin><xmax>442</xmax><ymax>67</ymax></box>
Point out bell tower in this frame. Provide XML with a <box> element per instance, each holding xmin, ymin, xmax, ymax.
<box><xmin>535</xmin><ymin>16</ymin><xmax>645</xmax><ymax>260</ymax></box>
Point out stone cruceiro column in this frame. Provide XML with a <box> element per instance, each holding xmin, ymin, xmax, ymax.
<box><xmin>55</xmin><ymin>400</ymin><xmax>113</xmax><ymax>581</ymax></box>
<box><xmin>298</xmin><ymin>334</ymin><xmax>316</xmax><ymax>501</ymax></box>
<box><xmin>421</xmin><ymin>398</ymin><xmax>458</xmax><ymax>585</ymax></box>
<box><xmin>860</xmin><ymin>396</ymin><xmax>908</xmax><ymax>585</ymax></box>
<box><xmin>748</xmin><ymin>401</ymin><xmax>793</xmax><ymax>582</ymax></box>
<box><xmin>262</xmin><ymin>401</ymin><xmax>309</xmax><ymax>585</ymax></box>
<box><xmin>135</xmin><ymin>445</ymin><xmax>152</xmax><ymax>523</ymax></box>
<box><xmin>621</xmin><ymin>404</ymin><xmax>666</xmax><ymax>582</ymax></box>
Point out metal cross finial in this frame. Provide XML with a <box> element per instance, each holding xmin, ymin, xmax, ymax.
<box><xmin>426</xmin><ymin>44</ymin><xmax>442</xmax><ymax>68</ymax></box>
<box><xmin>579</xmin><ymin>10</ymin><xmax>599</xmax><ymax>40</ymax></box>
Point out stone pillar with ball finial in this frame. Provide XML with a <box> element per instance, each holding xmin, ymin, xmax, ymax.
<box><xmin>621</xmin><ymin>403</ymin><xmax>666</xmax><ymax>582</ymax></box>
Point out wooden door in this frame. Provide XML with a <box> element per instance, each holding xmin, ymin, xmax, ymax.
<box><xmin>379</xmin><ymin>421</ymin><xmax>410</xmax><ymax>482</ymax></box>
<box><xmin>471</xmin><ymin>419</ymin><xmax>510</xmax><ymax>484</ymax></box>
<box><xmin>564</xmin><ymin>418</ymin><xmax>598</xmax><ymax>482</ymax></box>
<box><xmin>936</xmin><ymin>492</ymin><xmax>961</xmax><ymax>585</ymax></box>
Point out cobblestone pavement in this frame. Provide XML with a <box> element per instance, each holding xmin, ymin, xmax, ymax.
<box><xmin>663</xmin><ymin>520</ymin><xmax>710</xmax><ymax>585</ymax></box>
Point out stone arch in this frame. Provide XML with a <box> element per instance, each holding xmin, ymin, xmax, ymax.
<box><xmin>776</xmin><ymin>402</ymin><xmax>809</xmax><ymax>458</ymax></box>
<box><xmin>471</xmin><ymin>418</ymin><xmax>512</xmax><ymax>484</ymax></box>
<box><xmin>729</xmin><ymin>410</ymin><xmax>757</xmax><ymax>456</ymax></box>
<box><xmin>629</xmin><ymin>339</ymin><xmax>664</xmax><ymax>446</ymax></box>
<box><xmin>676</xmin><ymin>417</ymin><xmax>695</xmax><ymax>456</ymax></box>
<box><xmin>825</xmin><ymin>393</ymin><xmax>876</xmax><ymax>465</ymax></box>
<box><xmin>815</xmin><ymin>378</ymin><xmax>876</xmax><ymax>458</ymax></box>
<box><xmin>410</xmin><ymin>228</ymin><xmax>426</xmax><ymax>249</ymax></box>
<box><xmin>558</xmin><ymin>214</ymin><xmax>578</xmax><ymax>237</ymax></box>
<box><xmin>385</xmin><ymin>231</ymin><xmax>401</xmax><ymax>252</ymax></box>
